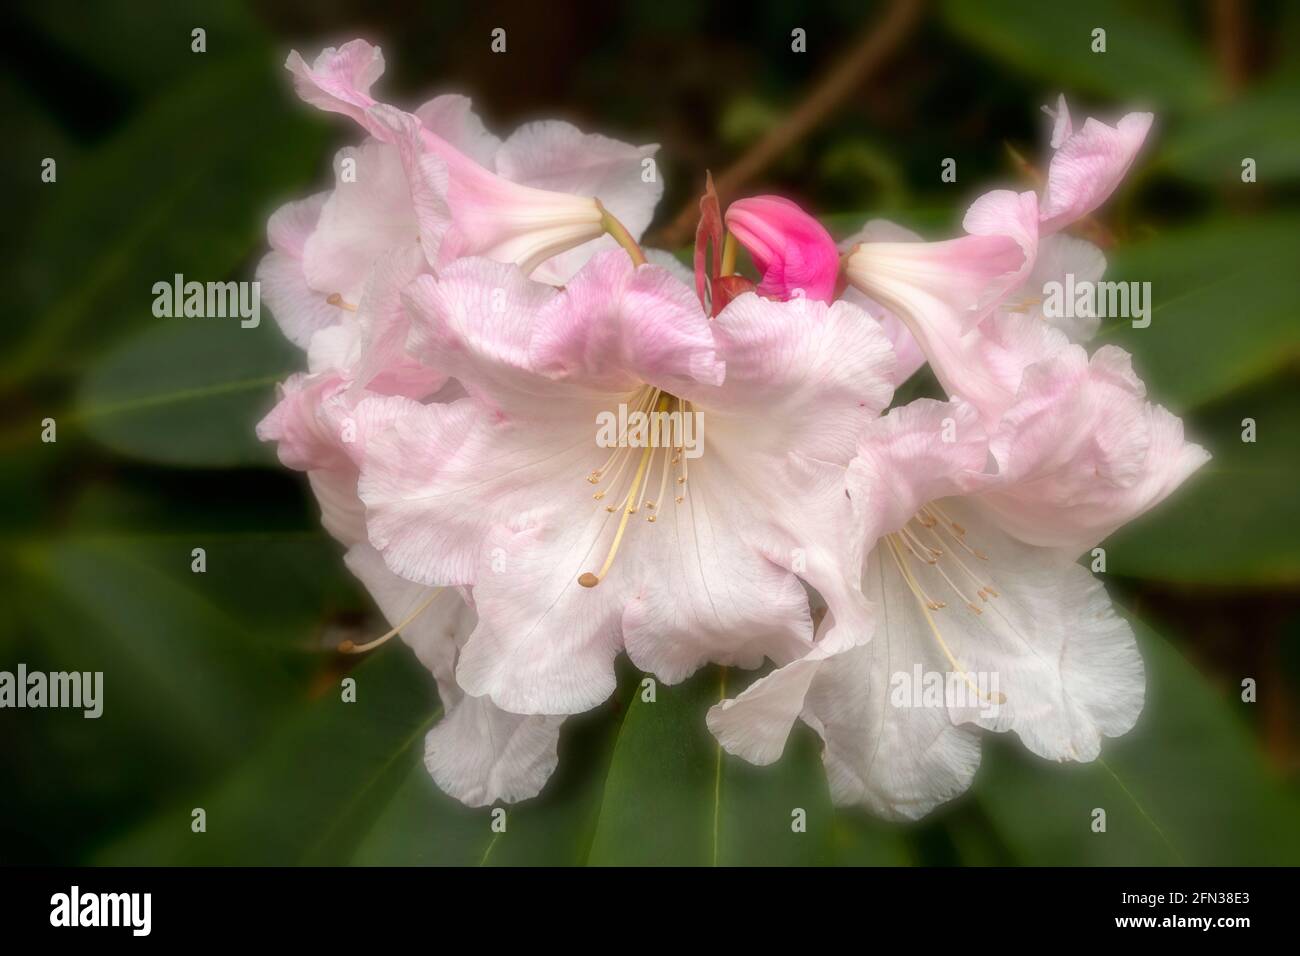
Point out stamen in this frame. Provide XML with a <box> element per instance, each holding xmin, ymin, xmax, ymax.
<box><xmin>326</xmin><ymin>293</ymin><xmax>358</xmax><ymax>312</ymax></box>
<box><xmin>922</xmin><ymin>521</ymin><xmax>1001</xmax><ymax>601</ymax></box>
<box><xmin>338</xmin><ymin>589</ymin><xmax>442</xmax><ymax>654</ymax></box>
<box><xmin>676</xmin><ymin>401</ymin><xmax>690</xmax><ymax>493</ymax></box>
<box><xmin>928</xmin><ymin>502</ymin><xmax>967</xmax><ymax>537</ymax></box>
<box><xmin>647</xmin><ymin>441</ymin><xmax>673</xmax><ymax>522</ymax></box>
<box><xmin>884</xmin><ymin>538</ymin><xmax>1005</xmax><ymax>706</ymax></box>
<box><xmin>886</xmin><ymin>533</ymin><xmax>945</xmax><ymax>609</ymax></box>
<box><xmin>945</xmin><ymin>525</ymin><xmax>988</xmax><ymax>561</ymax></box>
<box><xmin>901</xmin><ymin>524</ymin><xmax>941</xmax><ymax>562</ymax></box>
<box><xmin>589</xmin><ymin>385</ymin><xmax>660</xmax><ymax>485</ymax></box>
<box><xmin>593</xmin><ymin>446</ymin><xmax>634</xmax><ymax>501</ymax></box>
<box><xmin>914</xmin><ymin>520</ymin><xmax>996</xmax><ymax>609</ymax></box>
<box><xmin>922</xmin><ymin>505</ymin><xmax>986</xmax><ymax>560</ymax></box>
<box><xmin>896</xmin><ymin>529</ymin><xmax>937</xmax><ymax>567</ymax></box>
<box><xmin>579</xmin><ymin>444</ymin><xmax>654</xmax><ymax>588</ymax></box>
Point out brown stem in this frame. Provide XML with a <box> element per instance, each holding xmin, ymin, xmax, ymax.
<box><xmin>653</xmin><ymin>0</ymin><xmax>925</xmax><ymax>248</ymax></box>
<box><xmin>1211</xmin><ymin>0</ymin><xmax>1249</xmax><ymax>95</ymax></box>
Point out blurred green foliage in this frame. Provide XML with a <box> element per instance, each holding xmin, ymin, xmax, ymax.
<box><xmin>2</xmin><ymin>0</ymin><xmax>1298</xmax><ymax>865</ymax></box>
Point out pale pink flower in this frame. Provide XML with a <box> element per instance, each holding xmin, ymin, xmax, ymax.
<box><xmin>709</xmin><ymin>385</ymin><xmax>1208</xmax><ymax>819</ymax></box>
<box><xmin>284</xmin><ymin>40</ymin><xmax>660</xmax><ymax>277</ymax></box>
<box><xmin>836</xmin><ymin>219</ymin><xmax>931</xmax><ymax>386</ymax></box>
<box><xmin>717</xmin><ymin>136</ymin><xmax>1204</xmax><ymax>815</ymax></box>
<box><xmin>1036</xmin><ymin>98</ymin><xmax>1153</xmax><ymax>236</ymax></box>
<box><xmin>257</xmin><ymin>314</ymin><xmax>563</xmax><ymax>808</ymax></box>
<box><xmin>1001</xmin><ymin>232</ymin><xmax>1108</xmax><ymax>343</ymax></box>
<box><xmin>996</xmin><ymin>95</ymin><xmax>1151</xmax><ymax>343</ymax></box>
<box><xmin>843</xmin><ymin>189</ymin><xmax>1041</xmax><ymax>415</ymax></box>
<box><xmin>257</xmin><ymin>249</ymin><xmax>445</xmax><ymax>544</ymax></box>
<box><xmin>357</xmin><ymin>250</ymin><xmax>895</xmax><ymax>716</ymax></box>
<box><xmin>724</xmin><ymin>196</ymin><xmax>840</xmax><ymax>303</ymax></box>
<box><xmin>257</xmin><ymin>40</ymin><xmax>669</xmax><ymax>806</ymax></box>
<box><xmin>259</xmin><ymin>40</ymin><xmax>661</xmax><ymax>347</ymax></box>
<box><xmin>344</xmin><ymin>546</ymin><xmax>564</xmax><ymax>807</ymax></box>
<box><xmin>842</xmin><ymin>100</ymin><xmax>1153</xmax><ymax>412</ymax></box>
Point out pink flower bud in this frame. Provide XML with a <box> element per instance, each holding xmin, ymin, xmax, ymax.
<box><xmin>724</xmin><ymin>196</ymin><xmax>840</xmax><ymax>304</ymax></box>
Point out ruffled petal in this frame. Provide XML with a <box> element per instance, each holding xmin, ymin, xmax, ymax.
<box><xmin>358</xmin><ymin>394</ymin><xmax>603</xmax><ymax>588</ymax></box>
<box><xmin>843</xmin><ymin>191</ymin><xmax>1040</xmax><ymax>416</ymax></box>
<box><xmin>424</xmin><ymin>696</ymin><xmax>564</xmax><ymax>806</ymax></box>
<box><xmin>347</xmin><ymin>246</ymin><xmax>446</xmax><ymax>398</ymax></box>
<box><xmin>679</xmin><ymin>294</ymin><xmax>896</xmax><ymax>464</ymax></box>
<box><xmin>415</xmin><ymin>93</ymin><xmax>503</xmax><ymax>169</ymax></box>
<box><xmin>256</xmin><ymin>372</ymin><xmax>351</xmax><ymax>473</ymax></box>
<box><xmin>708</xmin><ymin>396</ymin><xmax>990</xmax><ymax>769</ymax></box>
<box><xmin>259</xmin><ymin>379</ymin><xmax>424</xmax><ymax>545</ymax></box>
<box><xmin>897</xmin><ymin>499</ymin><xmax>1146</xmax><ymax>763</ymax></box>
<box><xmin>529</xmin><ymin>251</ymin><xmax>723</xmax><ymax>394</ymax></box>
<box><xmin>285</xmin><ymin>40</ymin><xmax>386</xmax><ymax>137</ymax></box>
<box><xmin>267</xmin><ymin>193</ymin><xmax>328</xmax><ymax>258</ymax></box>
<box><xmin>1007</xmin><ymin>233</ymin><xmax>1107</xmax><ymax>343</ymax></box>
<box><xmin>1040</xmin><ymin>108</ymin><xmax>1153</xmax><ymax>235</ymax></box>
<box><xmin>301</xmin><ymin>142</ymin><xmax>432</xmax><ymax>304</ymax></box>
<box><xmin>805</xmin><ymin>546</ymin><xmax>985</xmax><ymax>819</ymax></box>
<box><xmin>344</xmin><ymin>544</ymin><xmax>564</xmax><ymax>807</ymax></box>
<box><xmin>456</xmin><ymin>446</ymin><xmax>829</xmax><ymax>714</ymax></box>
<box><xmin>403</xmin><ymin>259</ymin><xmax>571</xmax><ymax>412</ymax></box>
<box><xmin>258</xmin><ymin>194</ymin><xmax>339</xmax><ymax>349</ymax></box>
<box><xmin>451</xmin><ymin>517</ymin><xmax>629</xmax><ymax>714</ymax></box>
<box><xmin>959</xmin><ymin>189</ymin><xmax>1042</xmax><ymax>325</ymax></box>
<box><xmin>257</xmin><ymin>250</ymin><xmax>342</xmax><ymax>350</ymax></box>
<box><xmin>981</xmin><ymin>345</ymin><xmax>1211</xmax><ymax>556</ymax></box>
<box><xmin>618</xmin><ymin>452</ymin><xmax>816</xmax><ymax>684</ymax></box>
<box><xmin>846</xmin><ymin>398</ymin><xmax>989</xmax><ymax>539</ymax></box>
<box><xmin>707</xmin><ymin>619</ymin><xmax>861</xmax><ymax>766</ymax></box>
<box><xmin>406</xmin><ymin>253</ymin><xmax>723</xmax><ymax>413</ymax></box>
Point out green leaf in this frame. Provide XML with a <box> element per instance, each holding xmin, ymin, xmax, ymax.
<box><xmin>1</xmin><ymin>479</ymin><xmax>358</xmax><ymax>860</ymax></box>
<box><xmin>831</xmin><ymin>812</ymin><xmax>916</xmax><ymax>866</ymax></box>
<box><xmin>5</xmin><ymin>55</ymin><xmax>325</xmax><ymax>384</ymax></box>
<box><xmin>351</xmin><ymin>699</ymin><xmax>623</xmax><ymax>866</ymax></box>
<box><xmin>943</xmin><ymin>0</ymin><xmax>1217</xmax><ymax>112</ymax></box>
<box><xmin>16</xmin><ymin>0</ymin><xmax>267</xmax><ymax>96</ymax></box>
<box><xmin>1097</xmin><ymin>215</ymin><xmax>1300</xmax><ymax>410</ymax></box>
<box><xmin>587</xmin><ymin>667</ymin><xmax>838</xmax><ymax>865</ymax></box>
<box><xmin>973</xmin><ymin>620</ymin><xmax>1300</xmax><ymax>864</ymax></box>
<box><xmin>10</xmin><ymin>540</ymin><xmax>298</xmax><ymax>760</ymax></box>
<box><xmin>821</xmin><ymin>206</ymin><xmax>958</xmax><ymax>243</ymax></box>
<box><xmin>56</xmin><ymin>473</ymin><xmax>363</xmax><ymax>642</ymax></box>
<box><xmin>74</xmin><ymin>319</ymin><xmax>297</xmax><ymax>467</ymax></box>
<box><xmin>3</xmin><ymin>537</ymin><xmax>304</xmax><ymax>861</ymax></box>
<box><xmin>98</xmin><ymin>648</ymin><xmax>624</xmax><ymax>867</ymax></box>
<box><xmin>1104</xmin><ymin>376</ymin><xmax>1300</xmax><ymax>584</ymax></box>
<box><xmin>1156</xmin><ymin>81</ymin><xmax>1300</xmax><ymax>184</ymax></box>
<box><xmin>94</xmin><ymin>648</ymin><xmax>438</xmax><ymax>865</ymax></box>
<box><xmin>0</xmin><ymin>74</ymin><xmax>80</xmax><ymax>271</ymax></box>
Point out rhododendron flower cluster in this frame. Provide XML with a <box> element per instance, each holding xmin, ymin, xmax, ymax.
<box><xmin>258</xmin><ymin>41</ymin><xmax>1206</xmax><ymax>816</ymax></box>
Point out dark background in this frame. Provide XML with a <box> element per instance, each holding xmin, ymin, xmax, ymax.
<box><xmin>1</xmin><ymin>0</ymin><xmax>1298</xmax><ymax>865</ymax></box>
